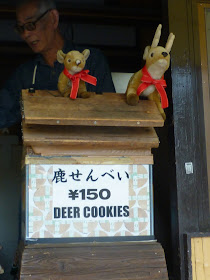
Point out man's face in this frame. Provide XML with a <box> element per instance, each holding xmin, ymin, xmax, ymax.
<box><xmin>16</xmin><ymin>2</ymin><xmax>55</xmax><ymax>54</ymax></box>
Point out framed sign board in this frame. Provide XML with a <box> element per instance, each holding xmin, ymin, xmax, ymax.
<box><xmin>24</xmin><ymin>163</ymin><xmax>154</xmax><ymax>242</ymax></box>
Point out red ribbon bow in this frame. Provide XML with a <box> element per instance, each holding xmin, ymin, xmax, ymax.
<box><xmin>63</xmin><ymin>68</ymin><xmax>97</xmax><ymax>99</ymax></box>
<box><xmin>137</xmin><ymin>65</ymin><xmax>168</xmax><ymax>109</ymax></box>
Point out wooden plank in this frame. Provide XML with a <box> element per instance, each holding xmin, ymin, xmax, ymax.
<box><xmin>191</xmin><ymin>236</ymin><xmax>210</xmax><ymax>280</ymax></box>
<box><xmin>30</xmin><ymin>147</ymin><xmax>153</xmax><ymax>160</ymax></box>
<box><xmin>202</xmin><ymin>237</ymin><xmax>210</xmax><ymax>280</ymax></box>
<box><xmin>22</xmin><ymin>123</ymin><xmax>159</xmax><ymax>148</ymax></box>
<box><xmin>191</xmin><ymin>237</ymin><xmax>196</xmax><ymax>280</ymax></box>
<box><xmin>30</xmin><ymin>146</ymin><xmax>153</xmax><ymax>157</ymax></box>
<box><xmin>193</xmin><ymin>238</ymin><xmax>205</xmax><ymax>280</ymax></box>
<box><xmin>20</xmin><ymin>242</ymin><xmax>168</xmax><ymax>280</ymax></box>
<box><xmin>25</xmin><ymin>154</ymin><xmax>153</xmax><ymax>164</ymax></box>
<box><xmin>22</xmin><ymin>90</ymin><xmax>164</xmax><ymax>127</ymax></box>
<box><xmin>22</xmin><ymin>122</ymin><xmax>159</xmax><ymax>158</ymax></box>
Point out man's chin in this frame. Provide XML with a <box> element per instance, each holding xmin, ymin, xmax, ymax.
<box><xmin>28</xmin><ymin>42</ymin><xmax>41</xmax><ymax>53</ymax></box>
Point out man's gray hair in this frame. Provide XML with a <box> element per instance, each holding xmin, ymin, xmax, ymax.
<box><xmin>16</xmin><ymin>0</ymin><xmax>57</xmax><ymax>14</ymax></box>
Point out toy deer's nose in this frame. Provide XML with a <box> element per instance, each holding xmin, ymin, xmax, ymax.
<box><xmin>76</xmin><ymin>60</ymin><xmax>81</xmax><ymax>66</ymax></box>
<box><xmin>162</xmin><ymin>52</ymin><xmax>168</xmax><ymax>57</ymax></box>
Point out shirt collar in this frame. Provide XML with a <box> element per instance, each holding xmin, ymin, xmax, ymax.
<box><xmin>62</xmin><ymin>40</ymin><xmax>74</xmax><ymax>53</ymax></box>
<box><xmin>34</xmin><ymin>40</ymin><xmax>75</xmax><ymax>66</ymax></box>
<box><xmin>34</xmin><ymin>53</ymin><xmax>44</xmax><ymax>65</ymax></box>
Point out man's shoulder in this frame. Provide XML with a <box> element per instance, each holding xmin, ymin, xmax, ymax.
<box><xmin>75</xmin><ymin>45</ymin><xmax>101</xmax><ymax>54</ymax></box>
<box><xmin>75</xmin><ymin>45</ymin><xmax>106</xmax><ymax>67</ymax></box>
<box><xmin>64</xmin><ymin>41</ymin><xmax>103</xmax><ymax>58</ymax></box>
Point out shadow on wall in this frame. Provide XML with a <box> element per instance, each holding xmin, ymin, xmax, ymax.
<box><xmin>0</xmin><ymin>136</ymin><xmax>22</xmax><ymax>280</ymax></box>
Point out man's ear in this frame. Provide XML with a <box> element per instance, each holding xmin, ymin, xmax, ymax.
<box><xmin>57</xmin><ymin>50</ymin><xmax>66</xmax><ymax>64</ymax></box>
<box><xmin>82</xmin><ymin>49</ymin><xmax>90</xmax><ymax>61</ymax></box>
<box><xmin>50</xmin><ymin>9</ymin><xmax>59</xmax><ymax>29</ymax></box>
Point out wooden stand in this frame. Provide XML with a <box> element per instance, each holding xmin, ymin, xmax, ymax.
<box><xmin>19</xmin><ymin>90</ymin><xmax>168</xmax><ymax>279</ymax></box>
<box><xmin>20</xmin><ymin>242</ymin><xmax>168</xmax><ymax>280</ymax></box>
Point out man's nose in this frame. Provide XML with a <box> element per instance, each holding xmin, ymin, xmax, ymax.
<box><xmin>21</xmin><ymin>28</ymin><xmax>32</xmax><ymax>39</ymax></box>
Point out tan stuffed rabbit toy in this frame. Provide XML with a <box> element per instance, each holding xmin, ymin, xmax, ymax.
<box><xmin>126</xmin><ymin>24</ymin><xmax>175</xmax><ymax>119</ymax></box>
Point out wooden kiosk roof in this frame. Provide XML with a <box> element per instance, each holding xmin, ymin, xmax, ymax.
<box><xmin>22</xmin><ymin>90</ymin><xmax>164</xmax><ymax>127</ymax></box>
<box><xmin>22</xmin><ymin>90</ymin><xmax>164</xmax><ymax>163</ymax></box>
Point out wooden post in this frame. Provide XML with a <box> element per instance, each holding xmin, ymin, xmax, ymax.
<box><xmin>0</xmin><ymin>245</ymin><xmax>4</xmax><ymax>275</ymax></box>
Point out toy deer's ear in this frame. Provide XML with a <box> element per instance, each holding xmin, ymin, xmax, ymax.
<box><xmin>57</xmin><ymin>50</ymin><xmax>66</xmax><ymax>64</ymax></box>
<box><xmin>165</xmin><ymin>33</ymin><xmax>175</xmax><ymax>53</ymax></box>
<box><xmin>143</xmin><ymin>46</ymin><xmax>150</xmax><ymax>60</ymax></box>
<box><xmin>82</xmin><ymin>49</ymin><xmax>90</xmax><ymax>60</ymax></box>
<box><xmin>151</xmin><ymin>24</ymin><xmax>162</xmax><ymax>48</ymax></box>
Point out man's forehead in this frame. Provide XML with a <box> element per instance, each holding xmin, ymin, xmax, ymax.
<box><xmin>16</xmin><ymin>3</ymin><xmax>39</xmax><ymax>23</ymax></box>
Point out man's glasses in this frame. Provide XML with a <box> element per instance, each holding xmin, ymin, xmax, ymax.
<box><xmin>15</xmin><ymin>9</ymin><xmax>51</xmax><ymax>34</ymax></box>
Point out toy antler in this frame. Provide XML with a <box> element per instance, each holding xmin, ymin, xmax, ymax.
<box><xmin>151</xmin><ymin>24</ymin><xmax>162</xmax><ymax>48</ymax></box>
<box><xmin>165</xmin><ymin>33</ymin><xmax>175</xmax><ymax>52</ymax></box>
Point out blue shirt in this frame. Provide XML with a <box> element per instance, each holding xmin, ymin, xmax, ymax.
<box><xmin>0</xmin><ymin>41</ymin><xmax>115</xmax><ymax>128</ymax></box>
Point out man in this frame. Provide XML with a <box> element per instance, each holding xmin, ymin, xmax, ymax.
<box><xmin>0</xmin><ymin>0</ymin><xmax>115</xmax><ymax>129</ymax></box>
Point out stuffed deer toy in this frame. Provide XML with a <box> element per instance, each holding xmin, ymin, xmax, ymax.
<box><xmin>57</xmin><ymin>49</ymin><xmax>97</xmax><ymax>99</ymax></box>
<box><xmin>126</xmin><ymin>24</ymin><xmax>175</xmax><ymax>119</ymax></box>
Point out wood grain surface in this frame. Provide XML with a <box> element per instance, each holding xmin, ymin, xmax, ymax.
<box><xmin>20</xmin><ymin>242</ymin><xmax>168</xmax><ymax>280</ymax></box>
<box><xmin>191</xmin><ymin>237</ymin><xmax>210</xmax><ymax>280</ymax></box>
<box><xmin>22</xmin><ymin>121</ymin><xmax>159</xmax><ymax>158</ymax></box>
<box><xmin>22</xmin><ymin>90</ymin><xmax>164</xmax><ymax>127</ymax></box>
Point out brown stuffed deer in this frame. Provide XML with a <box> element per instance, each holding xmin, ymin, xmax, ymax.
<box><xmin>57</xmin><ymin>49</ymin><xmax>97</xmax><ymax>99</ymax></box>
<box><xmin>126</xmin><ymin>24</ymin><xmax>175</xmax><ymax>119</ymax></box>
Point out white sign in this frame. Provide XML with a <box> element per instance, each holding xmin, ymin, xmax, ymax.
<box><xmin>52</xmin><ymin>165</ymin><xmax>129</xmax><ymax>221</ymax></box>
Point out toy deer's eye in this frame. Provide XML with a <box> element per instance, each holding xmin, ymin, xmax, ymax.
<box><xmin>151</xmin><ymin>53</ymin><xmax>154</xmax><ymax>57</ymax></box>
<box><xmin>67</xmin><ymin>58</ymin><xmax>71</xmax><ymax>63</ymax></box>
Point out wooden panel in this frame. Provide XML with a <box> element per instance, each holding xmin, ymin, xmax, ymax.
<box><xmin>191</xmin><ymin>237</ymin><xmax>210</xmax><ymax>280</ymax></box>
<box><xmin>26</xmin><ymin>150</ymin><xmax>153</xmax><ymax>163</ymax></box>
<box><xmin>192</xmin><ymin>238</ymin><xmax>205</xmax><ymax>280</ymax></box>
<box><xmin>22</xmin><ymin>90</ymin><xmax>164</xmax><ymax>127</ymax></box>
<box><xmin>20</xmin><ymin>242</ymin><xmax>168</xmax><ymax>280</ymax></box>
<box><xmin>203</xmin><ymin>237</ymin><xmax>210</xmax><ymax>279</ymax></box>
<box><xmin>191</xmin><ymin>237</ymin><xmax>196</xmax><ymax>280</ymax></box>
<box><xmin>22</xmin><ymin>122</ymin><xmax>159</xmax><ymax>148</ymax></box>
<box><xmin>22</xmin><ymin>121</ymin><xmax>159</xmax><ymax>158</ymax></box>
<box><xmin>168</xmin><ymin>0</ymin><xmax>210</xmax><ymax>278</ymax></box>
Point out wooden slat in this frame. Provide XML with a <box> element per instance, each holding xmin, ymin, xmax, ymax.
<box><xmin>30</xmin><ymin>148</ymin><xmax>153</xmax><ymax>161</ymax></box>
<box><xmin>20</xmin><ymin>242</ymin><xmax>168</xmax><ymax>280</ymax></box>
<box><xmin>22</xmin><ymin>122</ymin><xmax>159</xmax><ymax>148</ymax></box>
<box><xmin>22</xmin><ymin>90</ymin><xmax>164</xmax><ymax>127</ymax></box>
<box><xmin>195</xmin><ymin>238</ymin><xmax>205</xmax><ymax>280</ymax></box>
<box><xmin>191</xmin><ymin>237</ymin><xmax>196</xmax><ymax>280</ymax></box>
<box><xmin>192</xmin><ymin>238</ymin><xmax>205</xmax><ymax>280</ymax></box>
<box><xmin>22</xmin><ymin>121</ymin><xmax>159</xmax><ymax>158</ymax></box>
<box><xmin>203</xmin><ymin>237</ymin><xmax>210</xmax><ymax>280</ymax></box>
<box><xmin>25</xmin><ymin>154</ymin><xmax>153</xmax><ymax>164</ymax></box>
<box><xmin>191</xmin><ymin>237</ymin><xmax>210</xmax><ymax>280</ymax></box>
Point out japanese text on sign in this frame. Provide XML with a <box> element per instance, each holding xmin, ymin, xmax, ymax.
<box><xmin>52</xmin><ymin>165</ymin><xmax>130</xmax><ymax>221</ymax></box>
